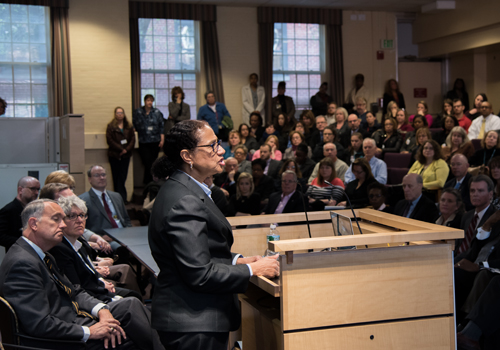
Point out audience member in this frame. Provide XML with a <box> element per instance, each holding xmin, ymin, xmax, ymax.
<box><xmin>436</xmin><ymin>188</ymin><xmax>464</xmax><ymax>228</ymax></box>
<box><xmin>441</xmin><ymin>126</ymin><xmax>475</xmax><ymax>163</ymax></box>
<box><xmin>165</xmin><ymin>86</ymin><xmax>190</xmax><ymax>134</ymax></box>
<box><xmin>306</xmin><ymin>158</ymin><xmax>345</xmax><ymax>210</ymax></box>
<box><xmin>434</xmin><ymin>98</ymin><xmax>453</xmax><ymax>129</ymax></box>
<box><xmin>367</xmin><ymin>182</ymin><xmax>391</xmax><ymax>213</ymax></box>
<box><xmin>373</xmin><ymin>117</ymin><xmax>403</xmax><ymax>156</ymax></box>
<box><xmin>345</xmin><ymin>73</ymin><xmax>366</xmax><ymax>110</ymax></box>
<box><xmin>241</xmin><ymin>73</ymin><xmax>265</xmax><ymax>124</ymax></box>
<box><xmin>284</xmin><ymin>131</ymin><xmax>312</xmax><ymax>160</ymax></box>
<box><xmin>333</xmin><ymin>107</ymin><xmax>349</xmax><ymax>141</ymax></box>
<box><xmin>435</xmin><ymin>115</ymin><xmax>459</xmax><ymax>146</ymax></box>
<box><xmin>239</xmin><ymin>123</ymin><xmax>260</xmax><ymax>154</ymax></box>
<box><xmin>447</xmin><ymin>78</ymin><xmax>469</xmax><ymax>111</ymax></box>
<box><xmin>0</xmin><ymin>97</ymin><xmax>6</xmax><ymax>116</ymax></box>
<box><xmin>50</xmin><ymin>196</ymin><xmax>142</xmax><ymax>301</ymax></box>
<box><xmin>408</xmin><ymin>140</ymin><xmax>449</xmax><ymax>189</ymax></box>
<box><xmin>401</xmin><ymin>115</ymin><xmax>428</xmax><ymax>155</ymax></box>
<box><xmin>395</xmin><ymin>109</ymin><xmax>413</xmax><ymax>139</ymax></box>
<box><xmin>490</xmin><ymin>156</ymin><xmax>500</xmax><ymax>210</ymax></box>
<box><xmin>274</xmin><ymin>113</ymin><xmax>294</xmax><ymax>151</ymax></box>
<box><xmin>341</xmin><ymin>114</ymin><xmax>369</xmax><ymax>148</ymax></box>
<box><xmin>271</xmin><ymin>81</ymin><xmax>295</xmax><ymax>122</ymax></box>
<box><xmin>294</xmin><ymin>120</ymin><xmax>311</xmax><ymax>146</ymax></box>
<box><xmin>345</xmin><ymin>138</ymin><xmax>387</xmax><ymax>184</ymax></box>
<box><xmin>469</xmin><ymin>130</ymin><xmax>500</xmax><ymax>167</ymax></box>
<box><xmin>251</xmin><ymin>159</ymin><xmax>275</xmax><ymax>206</ymax></box>
<box><xmin>453</xmin><ymin>98</ymin><xmax>472</xmax><ymax>132</ymax></box>
<box><xmin>223</xmin><ymin>130</ymin><xmax>242</xmax><ymax>159</ymax></box>
<box><xmin>409</xmin><ymin>100</ymin><xmax>433</xmax><ymax>127</ymax></box>
<box><xmin>295</xmin><ymin>143</ymin><xmax>317</xmax><ymax>180</ymax></box>
<box><xmin>382</xmin><ymin>79</ymin><xmax>405</xmax><ymax>115</ymax></box>
<box><xmin>204</xmin><ymin>176</ymin><xmax>228</xmax><ymax>216</ymax></box>
<box><xmin>106</xmin><ymin>106</ymin><xmax>135</xmax><ymax>203</ymax></box>
<box><xmin>0</xmin><ymin>199</ymin><xmax>163</xmax><ymax>349</ymax></box>
<box><xmin>264</xmin><ymin>171</ymin><xmax>305</xmax><ymax>214</ymax></box>
<box><xmin>354</xmin><ymin>97</ymin><xmax>369</xmax><ymax>124</ymax></box>
<box><xmin>299</xmin><ymin>110</ymin><xmax>316</xmax><ymax>141</ymax></box>
<box><xmin>308</xmin><ymin>142</ymin><xmax>349</xmax><ymax>184</ymax></box>
<box><xmin>393</xmin><ymin>174</ymin><xmax>439</xmax><ymax>223</ymax></box>
<box><xmin>258</xmin><ymin>144</ymin><xmax>282</xmax><ymax>179</ymax></box>
<box><xmin>309</xmin><ymin>115</ymin><xmax>329</xmax><ymax>149</ymax></box>
<box><xmin>132</xmin><ymin>94</ymin><xmax>164</xmax><ymax>184</ymax></box>
<box><xmin>445</xmin><ymin>154</ymin><xmax>473</xmax><ymax>211</ymax></box>
<box><xmin>310</xmin><ymin>82</ymin><xmax>332</xmax><ymax>116</ymax></box>
<box><xmin>383</xmin><ymin>100</ymin><xmax>398</xmax><ymax>123</ymax></box>
<box><xmin>213</xmin><ymin>157</ymin><xmax>240</xmax><ymax>198</ymax></box>
<box><xmin>339</xmin><ymin>158</ymin><xmax>377</xmax><ymax>208</ymax></box>
<box><xmin>79</xmin><ymin>165</ymin><xmax>132</xmax><ymax>235</ymax></box>
<box><xmin>234</xmin><ymin>145</ymin><xmax>252</xmax><ymax>174</ymax></box>
<box><xmin>44</xmin><ymin>170</ymin><xmax>76</xmax><ymax>190</ymax></box>
<box><xmin>325</xmin><ymin>102</ymin><xmax>337</xmax><ymax>125</ymax></box>
<box><xmin>276</xmin><ymin>159</ymin><xmax>306</xmax><ymax>191</ymax></box>
<box><xmin>249</xmin><ymin>112</ymin><xmax>265</xmax><ymax>142</ymax></box>
<box><xmin>362</xmin><ymin>111</ymin><xmax>381</xmax><ymax>135</ymax></box>
<box><xmin>465</xmin><ymin>93</ymin><xmax>488</xmax><ymax>122</ymax></box>
<box><xmin>0</xmin><ymin>176</ymin><xmax>40</xmax><ymax>251</ymax></box>
<box><xmin>346</xmin><ymin>132</ymin><xmax>364</xmax><ymax>165</ymax></box>
<box><xmin>468</xmin><ymin>101</ymin><xmax>500</xmax><ymax>140</ymax></box>
<box><xmin>311</xmin><ymin>126</ymin><xmax>345</xmax><ymax>162</ymax></box>
<box><xmin>252</xmin><ymin>135</ymin><xmax>283</xmax><ymax>162</ymax></box>
<box><xmin>227</xmin><ymin>172</ymin><xmax>261</xmax><ymax>216</ymax></box>
<box><xmin>259</xmin><ymin>123</ymin><xmax>280</xmax><ymax>144</ymax></box>
<box><xmin>197</xmin><ymin>90</ymin><xmax>231</xmax><ymax>139</ymax></box>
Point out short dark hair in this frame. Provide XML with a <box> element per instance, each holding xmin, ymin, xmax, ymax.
<box><xmin>452</xmin><ymin>98</ymin><xmax>463</xmax><ymax>106</ymax></box>
<box><xmin>251</xmin><ymin>158</ymin><xmax>267</xmax><ymax>170</ymax></box>
<box><xmin>296</xmin><ymin>143</ymin><xmax>309</xmax><ymax>154</ymax></box>
<box><xmin>204</xmin><ymin>91</ymin><xmax>215</xmax><ymax>100</ymax></box>
<box><xmin>144</xmin><ymin>94</ymin><xmax>154</xmax><ymax>102</ymax></box>
<box><xmin>277</xmin><ymin>81</ymin><xmax>286</xmax><ymax>90</ymax></box>
<box><xmin>412</xmin><ymin>114</ymin><xmax>428</xmax><ymax>128</ymax></box>
<box><xmin>249</xmin><ymin>73</ymin><xmax>258</xmax><ymax>80</ymax></box>
<box><xmin>249</xmin><ymin>112</ymin><xmax>263</xmax><ymax>125</ymax></box>
<box><xmin>470</xmin><ymin>174</ymin><xmax>494</xmax><ymax>193</ymax></box>
<box><xmin>355</xmin><ymin>74</ymin><xmax>364</xmax><ymax>82</ymax></box>
<box><xmin>367</xmin><ymin>182</ymin><xmax>388</xmax><ymax>197</ymax></box>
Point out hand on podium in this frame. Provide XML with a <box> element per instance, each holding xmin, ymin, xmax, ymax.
<box><xmin>249</xmin><ymin>254</ymin><xmax>280</xmax><ymax>278</ymax></box>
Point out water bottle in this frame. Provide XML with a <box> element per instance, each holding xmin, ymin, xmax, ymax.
<box><xmin>266</xmin><ymin>224</ymin><xmax>280</xmax><ymax>256</ymax></box>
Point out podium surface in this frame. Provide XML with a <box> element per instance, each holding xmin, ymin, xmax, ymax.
<box><xmin>228</xmin><ymin>209</ymin><xmax>463</xmax><ymax>350</ymax></box>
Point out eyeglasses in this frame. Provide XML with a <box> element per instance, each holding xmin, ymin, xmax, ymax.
<box><xmin>196</xmin><ymin>139</ymin><xmax>222</xmax><ymax>155</ymax></box>
<box><xmin>92</xmin><ymin>173</ymin><xmax>107</xmax><ymax>178</ymax></box>
<box><xmin>24</xmin><ymin>186</ymin><xmax>40</xmax><ymax>192</ymax></box>
<box><xmin>64</xmin><ymin>213</ymin><xmax>88</xmax><ymax>221</ymax></box>
<box><xmin>234</xmin><ymin>151</ymin><xmax>245</xmax><ymax>156</ymax></box>
<box><xmin>281</xmin><ymin>180</ymin><xmax>297</xmax><ymax>184</ymax></box>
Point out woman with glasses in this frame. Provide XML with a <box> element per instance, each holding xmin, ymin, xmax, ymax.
<box><xmin>149</xmin><ymin>120</ymin><xmax>279</xmax><ymax>349</ymax></box>
<box><xmin>106</xmin><ymin>106</ymin><xmax>135</xmax><ymax>203</ymax></box>
<box><xmin>227</xmin><ymin>172</ymin><xmax>261</xmax><ymax>217</ymax></box>
<box><xmin>233</xmin><ymin>145</ymin><xmax>252</xmax><ymax>174</ymax></box>
<box><xmin>408</xmin><ymin>140</ymin><xmax>449</xmax><ymax>189</ymax></box>
<box><xmin>49</xmin><ymin>195</ymin><xmax>142</xmax><ymax>301</ymax></box>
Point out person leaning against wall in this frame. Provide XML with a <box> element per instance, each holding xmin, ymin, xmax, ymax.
<box><xmin>106</xmin><ymin>107</ymin><xmax>135</xmax><ymax>204</ymax></box>
<box><xmin>165</xmin><ymin>86</ymin><xmax>191</xmax><ymax>134</ymax></box>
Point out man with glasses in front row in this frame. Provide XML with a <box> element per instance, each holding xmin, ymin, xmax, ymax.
<box><xmin>79</xmin><ymin>165</ymin><xmax>132</xmax><ymax>236</ymax></box>
<box><xmin>0</xmin><ymin>176</ymin><xmax>40</xmax><ymax>251</ymax></box>
<box><xmin>263</xmin><ymin>171</ymin><xmax>305</xmax><ymax>215</ymax></box>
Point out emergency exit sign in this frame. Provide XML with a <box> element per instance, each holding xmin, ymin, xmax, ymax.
<box><xmin>381</xmin><ymin>39</ymin><xmax>394</xmax><ymax>49</ymax></box>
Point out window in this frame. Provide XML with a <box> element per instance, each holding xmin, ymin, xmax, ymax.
<box><xmin>273</xmin><ymin>23</ymin><xmax>324</xmax><ymax>110</ymax></box>
<box><xmin>0</xmin><ymin>4</ymin><xmax>50</xmax><ymax>118</ymax></box>
<box><xmin>139</xmin><ymin>18</ymin><xmax>198</xmax><ymax>118</ymax></box>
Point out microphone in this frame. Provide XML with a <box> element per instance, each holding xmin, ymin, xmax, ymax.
<box><xmin>296</xmin><ymin>182</ymin><xmax>312</xmax><ymax>239</ymax></box>
<box><xmin>324</xmin><ymin>180</ymin><xmax>363</xmax><ymax>236</ymax></box>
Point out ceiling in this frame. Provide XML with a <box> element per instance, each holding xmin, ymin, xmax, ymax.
<box><xmin>139</xmin><ymin>0</ymin><xmax>437</xmax><ymax>13</ymax></box>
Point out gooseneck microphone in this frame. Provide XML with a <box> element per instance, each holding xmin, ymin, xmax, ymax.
<box><xmin>324</xmin><ymin>180</ymin><xmax>363</xmax><ymax>236</ymax></box>
<box><xmin>296</xmin><ymin>182</ymin><xmax>312</xmax><ymax>239</ymax></box>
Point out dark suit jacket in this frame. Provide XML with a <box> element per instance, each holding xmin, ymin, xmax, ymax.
<box><xmin>393</xmin><ymin>195</ymin><xmax>440</xmax><ymax>223</ymax></box>
<box><xmin>340</xmin><ymin>128</ymin><xmax>370</xmax><ymax>149</ymax></box>
<box><xmin>299</xmin><ymin>158</ymin><xmax>317</xmax><ymax>180</ymax></box>
<box><xmin>456</xmin><ymin>205</ymin><xmax>497</xmax><ymax>258</ymax></box>
<box><xmin>0</xmin><ymin>197</ymin><xmax>23</xmax><ymax>251</ymax></box>
<box><xmin>271</xmin><ymin>95</ymin><xmax>296</xmax><ymax>121</ymax></box>
<box><xmin>213</xmin><ymin>171</ymin><xmax>240</xmax><ymax>197</ymax></box>
<box><xmin>264</xmin><ymin>190</ymin><xmax>305</xmax><ymax>214</ymax></box>
<box><xmin>0</xmin><ymin>238</ymin><xmax>102</xmax><ymax>340</ymax></box>
<box><xmin>49</xmin><ymin>237</ymin><xmax>115</xmax><ymax>302</ymax></box>
<box><xmin>254</xmin><ymin>175</ymin><xmax>275</xmax><ymax>200</ymax></box>
<box><xmin>266</xmin><ymin>159</ymin><xmax>282</xmax><ymax>179</ymax></box>
<box><xmin>148</xmin><ymin>171</ymin><xmax>250</xmax><ymax>333</ymax></box>
<box><xmin>79</xmin><ymin>189</ymin><xmax>131</xmax><ymax>234</ymax></box>
<box><xmin>444</xmin><ymin>173</ymin><xmax>473</xmax><ymax>211</ymax></box>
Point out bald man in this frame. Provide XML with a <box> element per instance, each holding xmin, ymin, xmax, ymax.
<box><xmin>0</xmin><ymin>176</ymin><xmax>40</xmax><ymax>251</ymax></box>
<box><xmin>468</xmin><ymin>102</ymin><xmax>500</xmax><ymax>140</ymax></box>
<box><xmin>393</xmin><ymin>174</ymin><xmax>439</xmax><ymax>223</ymax></box>
<box><xmin>444</xmin><ymin>154</ymin><xmax>473</xmax><ymax>211</ymax></box>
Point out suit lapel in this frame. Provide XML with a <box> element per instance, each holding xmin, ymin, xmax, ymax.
<box><xmin>18</xmin><ymin>238</ymin><xmax>59</xmax><ymax>286</ymax></box>
<box><xmin>89</xmin><ymin>190</ymin><xmax>112</xmax><ymax>224</ymax></box>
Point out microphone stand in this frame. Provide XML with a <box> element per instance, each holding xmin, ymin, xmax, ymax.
<box><xmin>296</xmin><ymin>182</ymin><xmax>312</xmax><ymax>239</ymax></box>
<box><xmin>324</xmin><ymin>180</ymin><xmax>364</xmax><ymax>237</ymax></box>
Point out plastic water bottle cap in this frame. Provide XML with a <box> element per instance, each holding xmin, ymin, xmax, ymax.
<box><xmin>270</xmin><ymin>224</ymin><xmax>276</xmax><ymax>230</ymax></box>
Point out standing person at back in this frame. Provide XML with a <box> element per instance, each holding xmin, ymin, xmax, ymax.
<box><xmin>197</xmin><ymin>91</ymin><xmax>232</xmax><ymax>140</ymax></box>
<box><xmin>165</xmin><ymin>86</ymin><xmax>191</xmax><ymax>134</ymax></box>
<box><xmin>271</xmin><ymin>81</ymin><xmax>295</xmax><ymax>123</ymax></box>
<box><xmin>241</xmin><ymin>73</ymin><xmax>265</xmax><ymax>124</ymax></box>
<box><xmin>106</xmin><ymin>107</ymin><xmax>135</xmax><ymax>204</ymax></box>
<box><xmin>133</xmin><ymin>94</ymin><xmax>164</xmax><ymax>185</ymax></box>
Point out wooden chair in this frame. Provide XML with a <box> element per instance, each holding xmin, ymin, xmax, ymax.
<box><xmin>0</xmin><ymin>297</ymin><xmax>86</xmax><ymax>350</ymax></box>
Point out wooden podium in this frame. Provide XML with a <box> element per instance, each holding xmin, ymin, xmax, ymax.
<box><xmin>227</xmin><ymin>209</ymin><xmax>463</xmax><ymax>350</ymax></box>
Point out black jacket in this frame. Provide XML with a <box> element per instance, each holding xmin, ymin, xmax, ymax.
<box><xmin>0</xmin><ymin>198</ymin><xmax>24</xmax><ymax>251</ymax></box>
<box><xmin>393</xmin><ymin>194</ymin><xmax>440</xmax><ymax>223</ymax></box>
<box><xmin>444</xmin><ymin>173</ymin><xmax>473</xmax><ymax>211</ymax></box>
<box><xmin>372</xmin><ymin>130</ymin><xmax>403</xmax><ymax>154</ymax></box>
<box><xmin>264</xmin><ymin>190</ymin><xmax>305</xmax><ymax>214</ymax></box>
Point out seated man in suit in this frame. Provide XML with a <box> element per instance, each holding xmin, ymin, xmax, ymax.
<box><xmin>444</xmin><ymin>154</ymin><xmax>473</xmax><ymax>211</ymax></box>
<box><xmin>0</xmin><ymin>176</ymin><xmax>40</xmax><ymax>251</ymax></box>
<box><xmin>49</xmin><ymin>196</ymin><xmax>142</xmax><ymax>302</ymax></box>
<box><xmin>263</xmin><ymin>171</ymin><xmax>305</xmax><ymax>214</ymax></box>
<box><xmin>259</xmin><ymin>143</ymin><xmax>282</xmax><ymax>179</ymax></box>
<box><xmin>79</xmin><ymin>165</ymin><xmax>132</xmax><ymax>235</ymax></box>
<box><xmin>393</xmin><ymin>174</ymin><xmax>439</xmax><ymax>223</ymax></box>
<box><xmin>311</xmin><ymin>125</ymin><xmax>346</xmax><ymax>162</ymax></box>
<box><xmin>213</xmin><ymin>157</ymin><xmax>240</xmax><ymax>198</ymax></box>
<box><xmin>309</xmin><ymin>115</ymin><xmax>328</xmax><ymax>150</ymax></box>
<box><xmin>0</xmin><ymin>199</ymin><xmax>163</xmax><ymax>349</ymax></box>
<box><xmin>340</xmin><ymin>114</ymin><xmax>370</xmax><ymax>148</ymax></box>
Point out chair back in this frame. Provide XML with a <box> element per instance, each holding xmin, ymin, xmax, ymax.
<box><xmin>387</xmin><ymin>168</ymin><xmax>409</xmax><ymax>185</ymax></box>
<box><xmin>0</xmin><ymin>297</ymin><xmax>19</xmax><ymax>346</ymax></box>
<box><xmin>471</xmin><ymin>139</ymin><xmax>482</xmax><ymax>151</ymax></box>
<box><xmin>384</xmin><ymin>153</ymin><xmax>412</xmax><ymax>168</ymax></box>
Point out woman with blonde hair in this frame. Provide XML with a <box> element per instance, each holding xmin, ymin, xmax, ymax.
<box><xmin>409</xmin><ymin>100</ymin><xmax>433</xmax><ymax>127</ymax></box>
<box><xmin>223</xmin><ymin>130</ymin><xmax>242</xmax><ymax>159</ymax></box>
<box><xmin>252</xmin><ymin>134</ymin><xmax>283</xmax><ymax>160</ymax></box>
<box><xmin>106</xmin><ymin>106</ymin><xmax>135</xmax><ymax>202</ymax></box>
<box><xmin>333</xmin><ymin>107</ymin><xmax>349</xmax><ymax>139</ymax></box>
<box><xmin>441</xmin><ymin>126</ymin><xmax>475</xmax><ymax>163</ymax></box>
<box><xmin>227</xmin><ymin>172</ymin><xmax>261</xmax><ymax>216</ymax></box>
<box><xmin>44</xmin><ymin>170</ymin><xmax>76</xmax><ymax>190</ymax></box>
<box><xmin>384</xmin><ymin>101</ymin><xmax>398</xmax><ymax>123</ymax></box>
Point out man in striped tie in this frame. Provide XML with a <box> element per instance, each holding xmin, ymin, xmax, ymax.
<box><xmin>0</xmin><ymin>199</ymin><xmax>164</xmax><ymax>350</ymax></box>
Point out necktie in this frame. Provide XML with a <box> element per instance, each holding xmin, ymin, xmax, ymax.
<box><xmin>402</xmin><ymin>201</ymin><xmax>412</xmax><ymax>218</ymax></box>
<box><xmin>44</xmin><ymin>253</ymin><xmax>96</xmax><ymax>320</ymax></box>
<box><xmin>454</xmin><ymin>181</ymin><xmax>461</xmax><ymax>190</ymax></box>
<box><xmin>320</xmin><ymin>131</ymin><xmax>323</xmax><ymax>142</ymax></box>
<box><xmin>102</xmin><ymin>193</ymin><xmax>118</xmax><ymax>228</ymax></box>
<box><xmin>458</xmin><ymin>213</ymin><xmax>479</xmax><ymax>255</ymax></box>
<box><xmin>478</xmin><ymin>118</ymin><xmax>487</xmax><ymax>140</ymax></box>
